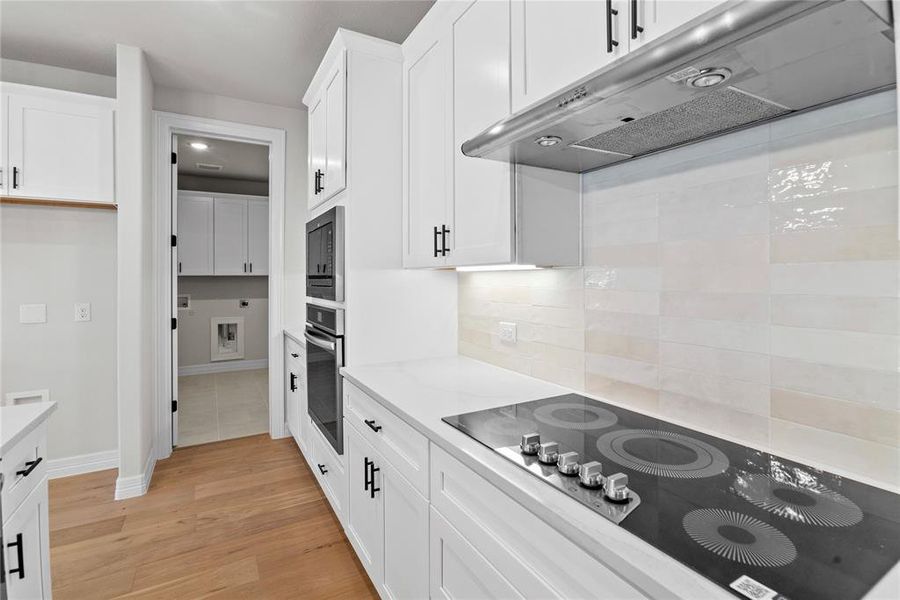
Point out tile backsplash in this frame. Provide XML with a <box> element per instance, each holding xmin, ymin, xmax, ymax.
<box><xmin>459</xmin><ymin>91</ymin><xmax>900</xmax><ymax>488</ymax></box>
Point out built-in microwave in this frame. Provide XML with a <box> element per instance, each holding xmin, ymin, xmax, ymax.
<box><xmin>306</xmin><ymin>206</ymin><xmax>344</xmax><ymax>302</ymax></box>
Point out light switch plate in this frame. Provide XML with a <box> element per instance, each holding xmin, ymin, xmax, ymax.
<box><xmin>19</xmin><ymin>304</ymin><xmax>47</xmax><ymax>324</ymax></box>
<box><xmin>75</xmin><ymin>303</ymin><xmax>91</xmax><ymax>322</ymax></box>
<box><xmin>499</xmin><ymin>321</ymin><xmax>517</xmax><ymax>344</ymax></box>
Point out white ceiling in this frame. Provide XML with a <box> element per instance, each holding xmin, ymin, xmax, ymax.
<box><xmin>0</xmin><ymin>0</ymin><xmax>433</xmax><ymax>108</ymax></box>
<box><xmin>178</xmin><ymin>135</ymin><xmax>269</xmax><ymax>181</ymax></box>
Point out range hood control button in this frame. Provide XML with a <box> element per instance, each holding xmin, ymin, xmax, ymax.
<box><xmin>557</xmin><ymin>451</ymin><xmax>580</xmax><ymax>476</ymax></box>
<box><xmin>605</xmin><ymin>473</ymin><xmax>631</xmax><ymax>503</ymax></box>
<box><xmin>537</xmin><ymin>441</ymin><xmax>559</xmax><ymax>465</ymax></box>
<box><xmin>578</xmin><ymin>461</ymin><xmax>604</xmax><ymax>489</ymax></box>
<box><xmin>520</xmin><ymin>432</ymin><xmax>541</xmax><ymax>455</ymax></box>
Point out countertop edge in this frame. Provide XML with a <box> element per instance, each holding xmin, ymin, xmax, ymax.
<box><xmin>283</xmin><ymin>328</ymin><xmax>306</xmax><ymax>346</ymax></box>
<box><xmin>340</xmin><ymin>367</ymin><xmax>728</xmax><ymax>600</ymax></box>
<box><xmin>0</xmin><ymin>401</ymin><xmax>57</xmax><ymax>456</ymax></box>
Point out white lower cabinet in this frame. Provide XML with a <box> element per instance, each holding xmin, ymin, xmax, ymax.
<box><xmin>308</xmin><ymin>423</ymin><xmax>347</xmax><ymax>524</ymax></box>
<box><xmin>284</xmin><ymin>336</ymin><xmax>306</xmax><ymax>450</ymax></box>
<box><xmin>345</xmin><ymin>421</ymin><xmax>429</xmax><ymax>600</ymax></box>
<box><xmin>4</xmin><ymin>481</ymin><xmax>51</xmax><ymax>600</ymax></box>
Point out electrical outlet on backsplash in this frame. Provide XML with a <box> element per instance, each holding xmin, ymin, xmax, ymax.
<box><xmin>458</xmin><ymin>90</ymin><xmax>900</xmax><ymax>489</ymax></box>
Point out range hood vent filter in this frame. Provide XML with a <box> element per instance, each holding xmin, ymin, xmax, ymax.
<box><xmin>572</xmin><ymin>87</ymin><xmax>790</xmax><ymax>158</ymax></box>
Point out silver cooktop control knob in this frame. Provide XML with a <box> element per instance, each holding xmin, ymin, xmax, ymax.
<box><xmin>578</xmin><ymin>461</ymin><xmax>604</xmax><ymax>489</ymax></box>
<box><xmin>520</xmin><ymin>432</ymin><xmax>541</xmax><ymax>455</ymax></box>
<box><xmin>557</xmin><ymin>451</ymin><xmax>580</xmax><ymax>476</ymax></box>
<box><xmin>537</xmin><ymin>441</ymin><xmax>559</xmax><ymax>465</ymax></box>
<box><xmin>605</xmin><ymin>473</ymin><xmax>631</xmax><ymax>503</ymax></box>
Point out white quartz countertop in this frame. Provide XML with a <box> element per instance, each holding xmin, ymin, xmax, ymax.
<box><xmin>1</xmin><ymin>402</ymin><xmax>56</xmax><ymax>456</ymax></box>
<box><xmin>283</xmin><ymin>327</ymin><xmax>306</xmax><ymax>346</ymax></box>
<box><xmin>342</xmin><ymin>356</ymin><xmax>730</xmax><ymax>600</ymax></box>
<box><xmin>343</xmin><ymin>355</ymin><xmax>900</xmax><ymax>600</ymax></box>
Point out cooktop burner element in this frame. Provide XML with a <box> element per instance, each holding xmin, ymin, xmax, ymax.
<box><xmin>531</xmin><ymin>401</ymin><xmax>617</xmax><ymax>430</ymax></box>
<box><xmin>442</xmin><ymin>393</ymin><xmax>900</xmax><ymax>600</ymax></box>
<box><xmin>683</xmin><ymin>509</ymin><xmax>798</xmax><ymax>568</ymax></box>
<box><xmin>596</xmin><ymin>428</ymin><xmax>730</xmax><ymax>479</ymax></box>
<box><xmin>734</xmin><ymin>473</ymin><xmax>864</xmax><ymax>528</ymax></box>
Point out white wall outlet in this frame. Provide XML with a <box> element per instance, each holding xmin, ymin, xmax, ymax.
<box><xmin>19</xmin><ymin>304</ymin><xmax>47</xmax><ymax>324</ymax></box>
<box><xmin>499</xmin><ymin>321</ymin><xmax>517</xmax><ymax>344</ymax></box>
<box><xmin>74</xmin><ymin>303</ymin><xmax>91</xmax><ymax>322</ymax></box>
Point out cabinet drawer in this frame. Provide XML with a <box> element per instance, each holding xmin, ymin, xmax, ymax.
<box><xmin>285</xmin><ymin>337</ymin><xmax>305</xmax><ymax>378</ymax></box>
<box><xmin>430</xmin><ymin>445</ymin><xmax>644</xmax><ymax>599</ymax></box>
<box><xmin>344</xmin><ymin>381</ymin><xmax>429</xmax><ymax>497</ymax></box>
<box><xmin>1</xmin><ymin>423</ymin><xmax>48</xmax><ymax>518</ymax></box>
<box><xmin>310</xmin><ymin>423</ymin><xmax>347</xmax><ymax>525</ymax></box>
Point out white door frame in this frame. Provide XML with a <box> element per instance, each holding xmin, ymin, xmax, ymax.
<box><xmin>153</xmin><ymin>110</ymin><xmax>287</xmax><ymax>460</ymax></box>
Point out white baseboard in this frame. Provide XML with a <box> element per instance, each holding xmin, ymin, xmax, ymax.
<box><xmin>178</xmin><ymin>358</ymin><xmax>268</xmax><ymax>377</ymax></box>
<box><xmin>47</xmin><ymin>449</ymin><xmax>119</xmax><ymax>480</ymax></box>
<box><xmin>114</xmin><ymin>446</ymin><xmax>156</xmax><ymax>500</ymax></box>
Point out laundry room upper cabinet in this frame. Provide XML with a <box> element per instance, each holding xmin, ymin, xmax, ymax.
<box><xmin>1</xmin><ymin>83</ymin><xmax>115</xmax><ymax>204</ymax></box>
<box><xmin>306</xmin><ymin>50</ymin><xmax>347</xmax><ymax>210</ymax></box>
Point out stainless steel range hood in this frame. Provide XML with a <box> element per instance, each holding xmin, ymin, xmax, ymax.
<box><xmin>461</xmin><ymin>0</ymin><xmax>896</xmax><ymax>173</ymax></box>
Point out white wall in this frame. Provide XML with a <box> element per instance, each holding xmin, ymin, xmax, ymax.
<box><xmin>115</xmin><ymin>45</ymin><xmax>156</xmax><ymax>494</ymax></box>
<box><xmin>0</xmin><ymin>58</ymin><xmax>116</xmax><ymax>97</ymax></box>
<box><xmin>153</xmin><ymin>86</ymin><xmax>307</xmax><ymax>333</ymax></box>
<box><xmin>0</xmin><ymin>206</ymin><xmax>118</xmax><ymax>461</ymax></box>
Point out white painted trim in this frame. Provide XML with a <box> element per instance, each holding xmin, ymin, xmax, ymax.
<box><xmin>178</xmin><ymin>358</ymin><xmax>268</xmax><ymax>377</ymax></box>
<box><xmin>153</xmin><ymin>110</ymin><xmax>287</xmax><ymax>462</ymax></box>
<box><xmin>114</xmin><ymin>446</ymin><xmax>156</xmax><ymax>500</ymax></box>
<box><xmin>47</xmin><ymin>450</ymin><xmax>119</xmax><ymax>480</ymax></box>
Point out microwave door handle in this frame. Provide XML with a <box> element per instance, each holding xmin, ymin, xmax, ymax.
<box><xmin>304</xmin><ymin>331</ymin><xmax>336</xmax><ymax>352</ymax></box>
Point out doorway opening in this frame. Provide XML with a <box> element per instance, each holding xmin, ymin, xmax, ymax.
<box><xmin>174</xmin><ymin>134</ymin><xmax>270</xmax><ymax>447</ymax></box>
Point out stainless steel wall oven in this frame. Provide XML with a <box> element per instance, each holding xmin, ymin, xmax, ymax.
<box><xmin>305</xmin><ymin>304</ymin><xmax>344</xmax><ymax>455</ymax></box>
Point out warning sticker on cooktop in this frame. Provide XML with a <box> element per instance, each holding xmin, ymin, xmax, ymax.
<box><xmin>730</xmin><ymin>575</ymin><xmax>787</xmax><ymax>600</ymax></box>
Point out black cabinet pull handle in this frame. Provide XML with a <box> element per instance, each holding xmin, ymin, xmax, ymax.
<box><xmin>317</xmin><ymin>463</ymin><xmax>328</xmax><ymax>475</ymax></box>
<box><xmin>12</xmin><ymin>166</ymin><xmax>19</xmax><ymax>189</ymax></box>
<box><xmin>7</xmin><ymin>533</ymin><xmax>24</xmax><ymax>579</ymax></box>
<box><xmin>290</xmin><ymin>372</ymin><xmax>297</xmax><ymax>392</ymax></box>
<box><xmin>16</xmin><ymin>457</ymin><xmax>42</xmax><ymax>478</ymax></box>
<box><xmin>441</xmin><ymin>225</ymin><xmax>450</xmax><ymax>256</ymax></box>
<box><xmin>249</xmin><ymin>262</ymin><xmax>253</xmax><ymax>273</ymax></box>
<box><xmin>364</xmin><ymin>419</ymin><xmax>382</xmax><ymax>433</ymax></box>
<box><xmin>433</xmin><ymin>226</ymin><xmax>440</xmax><ymax>258</ymax></box>
<box><xmin>314</xmin><ymin>169</ymin><xmax>324</xmax><ymax>195</ymax></box>
<box><xmin>630</xmin><ymin>0</ymin><xmax>643</xmax><ymax>39</ymax></box>
<box><xmin>606</xmin><ymin>0</ymin><xmax>619</xmax><ymax>53</ymax></box>
<box><xmin>369</xmin><ymin>460</ymin><xmax>380</xmax><ymax>499</ymax></box>
<box><xmin>243</xmin><ymin>262</ymin><xmax>247</xmax><ymax>273</ymax></box>
<box><xmin>178</xmin><ymin>261</ymin><xmax>182</xmax><ymax>273</ymax></box>
<box><xmin>290</xmin><ymin>352</ymin><xmax>299</xmax><ymax>358</ymax></box>
<box><xmin>364</xmin><ymin>457</ymin><xmax>372</xmax><ymax>491</ymax></box>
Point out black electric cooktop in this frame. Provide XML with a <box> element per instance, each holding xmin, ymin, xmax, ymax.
<box><xmin>443</xmin><ymin>394</ymin><xmax>900</xmax><ymax>600</ymax></box>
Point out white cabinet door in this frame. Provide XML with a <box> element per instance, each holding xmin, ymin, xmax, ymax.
<box><xmin>382</xmin><ymin>460</ymin><xmax>429</xmax><ymax>600</ymax></box>
<box><xmin>247</xmin><ymin>198</ymin><xmax>269</xmax><ymax>275</ymax></box>
<box><xmin>4</xmin><ymin>482</ymin><xmax>51</xmax><ymax>600</ymax></box>
<box><xmin>628</xmin><ymin>0</ymin><xmax>724</xmax><ymax>51</ymax></box>
<box><xmin>450</xmin><ymin>0</ymin><xmax>515</xmax><ymax>267</ymax></box>
<box><xmin>430</xmin><ymin>507</ymin><xmax>521</xmax><ymax>600</ymax></box>
<box><xmin>176</xmin><ymin>193</ymin><xmax>214</xmax><ymax>276</ymax></box>
<box><xmin>308</xmin><ymin>95</ymin><xmax>327</xmax><ymax>210</ymax></box>
<box><xmin>7</xmin><ymin>91</ymin><xmax>115</xmax><ymax>203</ymax></box>
<box><xmin>345</xmin><ymin>425</ymin><xmax>385</xmax><ymax>586</ymax></box>
<box><xmin>213</xmin><ymin>197</ymin><xmax>248</xmax><ymax>275</ymax></box>
<box><xmin>285</xmin><ymin>344</ymin><xmax>299</xmax><ymax>442</ymax></box>
<box><xmin>511</xmin><ymin>0</ymin><xmax>621</xmax><ymax>113</ymax></box>
<box><xmin>323</xmin><ymin>50</ymin><xmax>347</xmax><ymax>202</ymax></box>
<box><xmin>403</xmin><ymin>29</ymin><xmax>451</xmax><ymax>268</ymax></box>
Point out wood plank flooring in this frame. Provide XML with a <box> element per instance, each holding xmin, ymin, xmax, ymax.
<box><xmin>49</xmin><ymin>434</ymin><xmax>378</xmax><ymax>599</ymax></box>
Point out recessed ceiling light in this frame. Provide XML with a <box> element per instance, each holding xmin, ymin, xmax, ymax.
<box><xmin>190</xmin><ymin>142</ymin><xmax>209</xmax><ymax>150</ymax></box>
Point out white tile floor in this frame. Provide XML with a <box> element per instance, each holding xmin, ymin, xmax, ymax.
<box><xmin>177</xmin><ymin>368</ymin><xmax>269</xmax><ymax>447</ymax></box>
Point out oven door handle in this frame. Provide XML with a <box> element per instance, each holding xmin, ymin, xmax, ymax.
<box><xmin>304</xmin><ymin>330</ymin><xmax>336</xmax><ymax>352</ymax></box>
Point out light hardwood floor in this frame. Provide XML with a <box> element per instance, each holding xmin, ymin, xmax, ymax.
<box><xmin>49</xmin><ymin>434</ymin><xmax>378</xmax><ymax>599</ymax></box>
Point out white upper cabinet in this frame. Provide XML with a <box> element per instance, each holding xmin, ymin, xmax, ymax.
<box><xmin>450</xmin><ymin>0</ymin><xmax>514</xmax><ymax>266</ymax></box>
<box><xmin>3</xmin><ymin>85</ymin><xmax>114</xmax><ymax>203</ymax></box>
<box><xmin>247</xmin><ymin>198</ymin><xmax>269</xmax><ymax>275</ymax></box>
<box><xmin>511</xmin><ymin>0</ymin><xmax>620</xmax><ymax>113</ymax></box>
<box><xmin>628</xmin><ymin>0</ymin><xmax>726</xmax><ymax>52</ymax></box>
<box><xmin>213</xmin><ymin>196</ymin><xmax>249</xmax><ymax>275</ymax></box>
<box><xmin>307</xmin><ymin>50</ymin><xmax>347</xmax><ymax>209</ymax></box>
<box><xmin>177</xmin><ymin>193</ymin><xmax>214</xmax><ymax>276</ymax></box>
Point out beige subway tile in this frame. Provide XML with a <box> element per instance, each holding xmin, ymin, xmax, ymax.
<box><xmin>661</xmin><ymin>235</ymin><xmax>768</xmax><ymax>267</ymax></box>
<box><xmin>771</xmin><ymin>388</ymin><xmax>900</xmax><ymax>447</ymax></box>
<box><xmin>586</xmin><ymin>353</ymin><xmax>658</xmax><ymax>389</ymax></box>
<box><xmin>771</xmin><ymin>326</ymin><xmax>899</xmax><ymax>371</ymax></box>
<box><xmin>530</xmin><ymin>287</ymin><xmax>583</xmax><ymax>309</ymax></box>
<box><xmin>584</xmin><ymin>243</ymin><xmax>659</xmax><ymax>268</ymax></box>
<box><xmin>769</xmin><ymin>186</ymin><xmax>897</xmax><ymax>234</ymax></box>
<box><xmin>772</xmin><ymin>295</ymin><xmax>899</xmax><ymax>335</ymax></box>
<box><xmin>586</xmin><ymin>332</ymin><xmax>658</xmax><ymax>363</ymax></box>
<box><xmin>531</xmin><ymin>362</ymin><xmax>585</xmax><ymax>391</ymax></box>
<box><xmin>586</xmin><ymin>310</ymin><xmax>659</xmax><ymax>339</ymax></box>
<box><xmin>769</xmin><ymin>112</ymin><xmax>896</xmax><ymax>170</ymax></box>
<box><xmin>770</xmin><ymin>419</ymin><xmax>900</xmax><ymax>488</ymax></box>
<box><xmin>659</xmin><ymin>392</ymin><xmax>769</xmax><ymax>447</ymax></box>
<box><xmin>660</xmin><ymin>317</ymin><xmax>769</xmax><ymax>354</ymax></box>
<box><xmin>660</xmin><ymin>292</ymin><xmax>769</xmax><ymax>324</ymax></box>
<box><xmin>585</xmin><ymin>374</ymin><xmax>659</xmax><ymax>414</ymax></box>
<box><xmin>658</xmin><ymin>172</ymin><xmax>767</xmax><ymax>213</ymax></box>
<box><xmin>519</xmin><ymin>323</ymin><xmax>584</xmax><ymax>351</ymax></box>
<box><xmin>585</xmin><ymin>289</ymin><xmax>660</xmax><ymax>315</ymax></box>
<box><xmin>771</xmin><ymin>357</ymin><xmax>900</xmax><ymax>411</ymax></box>
<box><xmin>531</xmin><ymin>305</ymin><xmax>584</xmax><ymax>329</ymax></box>
<box><xmin>459</xmin><ymin>327</ymin><xmax>491</xmax><ymax>347</ymax></box>
<box><xmin>660</xmin><ymin>342</ymin><xmax>770</xmax><ymax>384</ymax></box>
<box><xmin>583</xmin><ymin>192</ymin><xmax>659</xmax><ymax>224</ymax></box>
<box><xmin>584</xmin><ymin>267</ymin><xmax>660</xmax><ymax>292</ymax></box>
<box><xmin>769</xmin><ymin>151</ymin><xmax>898</xmax><ymax>204</ymax></box>
<box><xmin>660</xmin><ymin>204</ymin><xmax>769</xmax><ymax>242</ymax></box>
<box><xmin>659</xmin><ymin>366</ymin><xmax>770</xmax><ymax>417</ymax></box>
<box><xmin>770</xmin><ymin>261</ymin><xmax>900</xmax><ymax>297</ymax></box>
<box><xmin>584</xmin><ymin>217</ymin><xmax>658</xmax><ymax>246</ymax></box>
<box><xmin>771</xmin><ymin>225</ymin><xmax>899</xmax><ymax>263</ymax></box>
